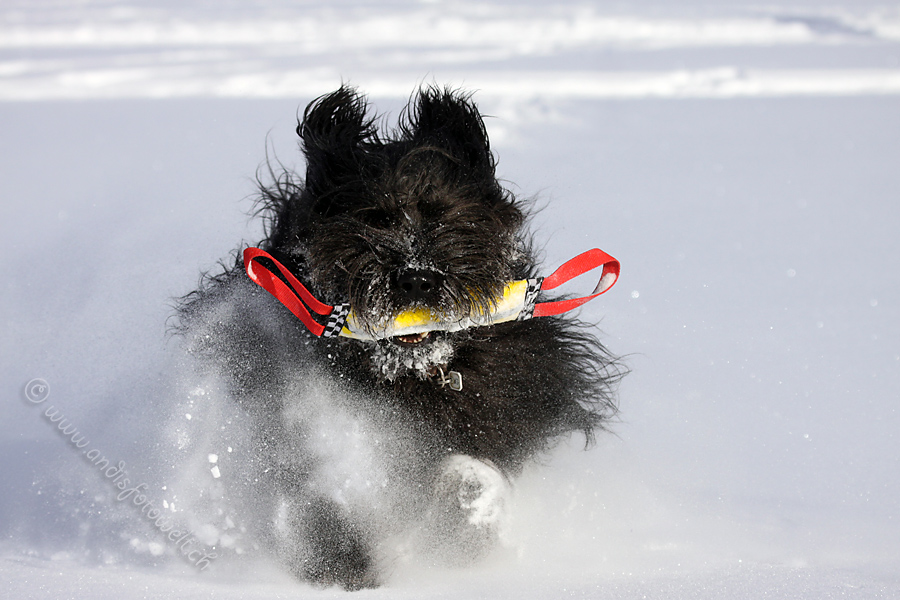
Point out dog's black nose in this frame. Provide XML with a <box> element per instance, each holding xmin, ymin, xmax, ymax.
<box><xmin>397</xmin><ymin>270</ymin><xmax>441</xmax><ymax>302</ymax></box>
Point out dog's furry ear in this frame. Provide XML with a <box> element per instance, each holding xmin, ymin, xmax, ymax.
<box><xmin>405</xmin><ymin>86</ymin><xmax>496</xmax><ymax>176</ymax></box>
<box><xmin>297</xmin><ymin>86</ymin><xmax>377</xmax><ymax>199</ymax></box>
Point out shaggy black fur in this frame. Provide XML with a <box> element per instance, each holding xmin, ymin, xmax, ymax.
<box><xmin>176</xmin><ymin>85</ymin><xmax>623</xmax><ymax>590</ymax></box>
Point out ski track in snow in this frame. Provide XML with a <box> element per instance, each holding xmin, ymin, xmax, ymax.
<box><xmin>3</xmin><ymin>0</ymin><xmax>900</xmax><ymax>598</ymax></box>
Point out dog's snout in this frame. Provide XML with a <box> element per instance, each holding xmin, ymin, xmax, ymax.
<box><xmin>397</xmin><ymin>270</ymin><xmax>441</xmax><ymax>302</ymax></box>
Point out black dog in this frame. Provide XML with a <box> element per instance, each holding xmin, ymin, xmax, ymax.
<box><xmin>176</xmin><ymin>85</ymin><xmax>622</xmax><ymax>589</ymax></box>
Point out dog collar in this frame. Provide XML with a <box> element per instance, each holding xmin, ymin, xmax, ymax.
<box><xmin>242</xmin><ymin>247</ymin><xmax>620</xmax><ymax>340</ymax></box>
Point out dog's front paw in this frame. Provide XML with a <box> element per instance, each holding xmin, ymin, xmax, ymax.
<box><xmin>420</xmin><ymin>454</ymin><xmax>511</xmax><ymax>564</ymax></box>
<box><xmin>277</xmin><ymin>496</ymin><xmax>380</xmax><ymax>591</ymax></box>
<box><xmin>439</xmin><ymin>454</ymin><xmax>509</xmax><ymax>529</ymax></box>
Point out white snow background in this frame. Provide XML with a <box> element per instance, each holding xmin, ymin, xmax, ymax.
<box><xmin>2</xmin><ymin>0</ymin><xmax>900</xmax><ymax>597</ymax></box>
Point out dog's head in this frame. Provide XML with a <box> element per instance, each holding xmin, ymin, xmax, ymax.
<box><xmin>266</xmin><ymin>86</ymin><xmax>528</xmax><ymax>380</ymax></box>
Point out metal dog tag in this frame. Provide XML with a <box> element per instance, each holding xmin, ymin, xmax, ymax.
<box><xmin>436</xmin><ymin>367</ymin><xmax>463</xmax><ymax>392</ymax></box>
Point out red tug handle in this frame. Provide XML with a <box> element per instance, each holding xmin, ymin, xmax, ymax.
<box><xmin>243</xmin><ymin>247</ymin><xmax>333</xmax><ymax>336</ymax></box>
<box><xmin>532</xmin><ymin>248</ymin><xmax>620</xmax><ymax>318</ymax></box>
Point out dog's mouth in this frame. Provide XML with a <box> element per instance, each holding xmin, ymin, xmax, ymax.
<box><xmin>391</xmin><ymin>331</ymin><xmax>434</xmax><ymax>347</ymax></box>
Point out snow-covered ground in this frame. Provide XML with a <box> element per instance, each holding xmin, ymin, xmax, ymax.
<box><xmin>3</xmin><ymin>1</ymin><xmax>900</xmax><ymax>597</ymax></box>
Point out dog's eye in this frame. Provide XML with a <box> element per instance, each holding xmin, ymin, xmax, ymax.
<box><xmin>417</xmin><ymin>201</ymin><xmax>442</xmax><ymax>222</ymax></box>
<box><xmin>362</xmin><ymin>208</ymin><xmax>394</xmax><ymax>229</ymax></box>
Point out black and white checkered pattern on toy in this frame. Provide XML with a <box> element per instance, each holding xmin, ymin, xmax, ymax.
<box><xmin>322</xmin><ymin>303</ymin><xmax>351</xmax><ymax>337</ymax></box>
<box><xmin>517</xmin><ymin>278</ymin><xmax>543</xmax><ymax>321</ymax></box>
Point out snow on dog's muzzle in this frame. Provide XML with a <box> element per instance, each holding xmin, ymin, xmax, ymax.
<box><xmin>242</xmin><ymin>247</ymin><xmax>620</xmax><ymax>340</ymax></box>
